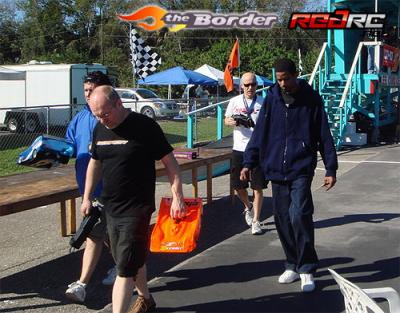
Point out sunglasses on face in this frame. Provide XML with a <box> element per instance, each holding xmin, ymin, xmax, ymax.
<box><xmin>243</xmin><ymin>83</ymin><xmax>257</xmax><ymax>87</ymax></box>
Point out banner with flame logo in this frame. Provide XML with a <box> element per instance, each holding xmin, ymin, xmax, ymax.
<box><xmin>118</xmin><ymin>5</ymin><xmax>278</xmax><ymax>32</ymax></box>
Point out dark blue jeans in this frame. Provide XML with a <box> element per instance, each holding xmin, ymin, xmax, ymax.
<box><xmin>271</xmin><ymin>176</ymin><xmax>318</xmax><ymax>273</ymax></box>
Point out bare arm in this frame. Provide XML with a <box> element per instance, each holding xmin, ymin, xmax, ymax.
<box><xmin>224</xmin><ymin>100</ymin><xmax>236</xmax><ymax>126</ymax></box>
<box><xmin>161</xmin><ymin>152</ymin><xmax>186</xmax><ymax>219</ymax></box>
<box><xmin>81</xmin><ymin>158</ymin><xmax>102</xmax><ymax>215</ymax></box>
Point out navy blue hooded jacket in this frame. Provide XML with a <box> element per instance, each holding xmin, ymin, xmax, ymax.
<box><xmin>243</xmin><ymin>79</ymin><xmax>338</xmax><ymax>181</ymax></box>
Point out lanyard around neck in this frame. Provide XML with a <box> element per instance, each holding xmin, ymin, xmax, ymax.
<box><xmin>243</xmin><ymin>95</ymin><xmax>257</xmax><ymax>116</ymax></box>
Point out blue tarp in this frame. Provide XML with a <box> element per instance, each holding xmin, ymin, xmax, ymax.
<box><xmin>138</xmin><ymin>66</ymin><xmax>218</xmax><ymax>86</ymax></box>
<box><xmin>255</xmin><ymin>74</ymin><xmax>273</xmax><ymax>86</ymax></box>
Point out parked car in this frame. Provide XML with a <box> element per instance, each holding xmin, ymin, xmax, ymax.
<box><xmin>115</xmin><ymin>88</ymin><xmax>179</xmax><ymax>119</ymax></box>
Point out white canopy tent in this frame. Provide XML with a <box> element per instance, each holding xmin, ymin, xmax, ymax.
<box><xmin>184</xmin><ymin>64</ymin><xmax>242</xmax><ymax>103</ymax></box>
<box><xmin>194</xmin><ymin>64</ymin><xmax>240</xmax><ymax>86</ymax></box>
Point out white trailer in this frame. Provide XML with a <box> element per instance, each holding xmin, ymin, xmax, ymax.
<box><xmin>0</xmin><ymin>62</ymin><xmax>110</xmax><ymax>132</ymax></box>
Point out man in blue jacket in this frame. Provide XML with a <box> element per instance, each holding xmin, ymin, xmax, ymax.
<box><xmin>65</xmin><ymin>71</ymin><xmax>116</xmax><ymax>302</ymax></box>
<box><xmin>241</xmin><ymin>58</ymin><xmax>338</xmax><ymax>292</ymax></box>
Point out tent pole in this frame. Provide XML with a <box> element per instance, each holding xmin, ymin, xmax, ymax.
<box><xmin>238</xmin><ymin>68</ymin><xmax>241</xmax><ymax>94</ymax></box>
<box><xmin>25</xmin><ymin>79</ymin><xmax>27</xmax><ymax>107</ymax></box>
<box><xmin>130</xmin><ymin>24</ymin><xmax>136</xmax><ymax>88</ymax></box>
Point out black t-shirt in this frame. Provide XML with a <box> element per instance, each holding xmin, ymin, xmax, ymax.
<box><xmin>91</xmin><ymin>112</ymin><xmax>173</xmax><ymax>218</ymax></box>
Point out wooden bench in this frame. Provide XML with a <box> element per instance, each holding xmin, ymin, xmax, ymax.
<box><xmin>0</xmin><ymin>148</ymin><xmax>232</xmax><ymax>237</ymax></box>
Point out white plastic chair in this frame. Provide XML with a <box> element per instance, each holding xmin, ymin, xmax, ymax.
<box><xmin>328</xmin><ymin>268</ymin><xmax>400</xmax><ymax>313</ymax></box>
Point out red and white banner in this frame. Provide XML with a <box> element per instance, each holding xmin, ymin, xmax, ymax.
<box><xmin>382</xmin><ymin>44</ymin><xmax>400</xmax><ymax>72</ymax></box>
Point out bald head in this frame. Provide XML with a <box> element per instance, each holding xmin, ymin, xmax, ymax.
<box><xmin>91</xmin><ymin>85</ymin><xmax>119</xmax><ymax>103</ymax></box>
<box><xmin>90</xmin><ymin>86</ymin><xmax>128</xmax><ymax>129</ymax></box>
<box><xmin>241</xmin><ymin>72</ymin><xmax>257</xmax><ymax>99</ymax></box>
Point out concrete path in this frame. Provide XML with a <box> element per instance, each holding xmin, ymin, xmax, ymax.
<box><xmin>1</xmin><ymin>144</ymin><xmax>399</xmax><ymax>313</ymax></box>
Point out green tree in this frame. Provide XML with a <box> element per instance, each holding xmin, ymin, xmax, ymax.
<box><xmin>4</xmin><ymin>0</ymin><xmax>324</xmax><ymax>89</ymax></box>
<box><xmin>0</xmin><ymin>2</ymin><xmax>21</xmax><ymax>63</ymax></box>
<box><xmin>19</xmin><ymin>0</ymin><xmax>65</xmax><ymax>61</ymax></box>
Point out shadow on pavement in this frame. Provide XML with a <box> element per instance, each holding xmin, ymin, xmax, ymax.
<box><xmin>0</xmin><ymin>249</ymin><xmax>114</xmax><ymax>311</ymax></box>
<box><xmin>149</xmin><ymin>257</ymin><xmax>398</xmax><ymax>313</ymax></box>
<box><xmin>153</xmin><ymin>290</ymin><xmax>344</xmax><ymax>313</ymax></box>
<box><xmin>324</xmin><ymin>256</ymin><xmax>400</xmax><ymax>283</ymax></box>
<box><xmin>150</xmin><ymin>257</ymin><xmax>353</xmax><ymax>292</ymax></box>
<box><xmin>0</xmin><ymin>196</ymin><xmax>272</xmax><ymax>311</ymax></box>
<box><xmin>5</xmin><ymin>196</ymin><xmax>395</xmax><ymax>312</ymax></box>
<box><xmin>147</xmin><ymin>196</ymin><xmax>273</xmax><ymax>279</ymax></box>
<box><xmin>315</xmin><ymin>213</ymin><xmax>400</xmax><ymax>228</ymax></box>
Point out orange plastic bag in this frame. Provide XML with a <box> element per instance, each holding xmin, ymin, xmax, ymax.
<box><xmin>150</xmin><ymin>197</ymin><xmax>203</xmax><ymax>253</ymax></box>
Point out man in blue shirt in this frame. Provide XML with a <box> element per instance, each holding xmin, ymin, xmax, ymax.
<box><xmin>65</xmin><ymin>71</ymin><xmax>115</xmax><ymax>302</ymax></box>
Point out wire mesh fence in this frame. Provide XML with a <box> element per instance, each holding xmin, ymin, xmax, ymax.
<box><xmin>0</xmin><ymin>98</ymin><xmax>234</xmax><ymax>177</ymax></box>
<box><xmin>187</xmin><ymin>98</ymin><xmax>233</xmax><ymax>146</ymax></box>
<box><xmin>0</xmin><ymin>104</ymin><xmax>83</xmax><ymax>176</ymax></box>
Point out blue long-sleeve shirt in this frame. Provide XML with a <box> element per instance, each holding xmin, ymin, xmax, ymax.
<box><xmin>65</xmin><ymin>105</ymin><xmax>102</xmax><ymax>197</ymax></box>
<box><xmin>243</xmin><ymin>79</ymin><xmax>338</xmax><ymax>181</ymax></box>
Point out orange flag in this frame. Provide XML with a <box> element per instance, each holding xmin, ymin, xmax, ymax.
<box><xmin>224</xmin><ymin>39</ymin><xmax>240</xmax><ymax>92</ymax></box>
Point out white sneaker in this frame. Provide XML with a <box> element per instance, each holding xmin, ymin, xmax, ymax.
<box><xmin>102</xmin><ymin>266</ymin><xmax>117</xmax><ymax>286</ymax></box>
<box><xmin>243</xmin><ymin>206</ymin><xmax>253</xmax><ymax>226</ymax></box>
<box><xmin>251</xmin><ymin>221</ymin><xmax>262</xmax><ymax>235</ymax></box>
<box><xmin>65</xmin><ymin>281</ymin><xmax>86</xmax><ymax>302</ymax></box>
<box><xmin>278</xmin><ymin>270</ymin><xmax>300</xmax><ymax>284</ymax></box>
<box><xmin>300</xmin><ymin>273</ymin><xmax>315</xmax><ymax>292</ymax></box>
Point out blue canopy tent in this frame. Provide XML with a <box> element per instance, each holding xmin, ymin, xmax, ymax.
<box><xmin>255</xmin><ymin>74</ymin><xmax>273</xmax><ymax>97</ymax></box>
<box><xmin>255</xmin><ymin>74</ymin><xmax>273</xmax><ymax>86</ymax></box>
<box><xmin>138</xmin><ymin>66</ymin><xmax>218</xmax><ymax>86</ymax></box>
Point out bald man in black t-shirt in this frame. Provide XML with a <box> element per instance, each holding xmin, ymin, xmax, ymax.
<box><xmin>82</xmin><ymin>85</ymin><xmax>186</xmax><ymax>313</ymax></box>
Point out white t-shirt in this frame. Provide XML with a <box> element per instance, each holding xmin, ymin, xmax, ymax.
<box><xmin>225</xmin><ymin>94</ymin><xmax>264</xmax><ymax>152</ymax></box>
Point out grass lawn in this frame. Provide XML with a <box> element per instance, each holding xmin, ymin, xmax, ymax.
<box><xmin>158</xmin><ymin>117</ymin><xmax>232</xmax><ymax>147</ymax></box>
<box><xmin>0</xmin><ymin>117</ymin><xmax>233</xmax><ymax>177</ymax></box>
<box><xmin>0</xmin><ymin>146</ymin><xmax>33</xmax><ymax>176</ymax></box>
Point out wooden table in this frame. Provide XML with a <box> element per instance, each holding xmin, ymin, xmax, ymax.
<box><xmin>0</xmin><ymin>148</ymin><xmax>232</xmax><ymax>236</ymax></box>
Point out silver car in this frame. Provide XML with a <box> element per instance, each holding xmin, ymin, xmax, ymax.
<box><xmin>115</xmin><ymin>88</ymin><xmax>179</xmax><ymax>119</ymax></box>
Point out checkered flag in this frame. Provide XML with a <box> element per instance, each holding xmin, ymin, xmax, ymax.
<box><xmin>130</xmin><ymin>28</ymin><xmax>161</xmax><ymax>79</ymax></box>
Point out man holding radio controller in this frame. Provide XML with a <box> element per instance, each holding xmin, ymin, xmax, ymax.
<box><xmin>224</xmin><ymin>72</ymin><xmax>268</xmax><ymax>235</ymax></box>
